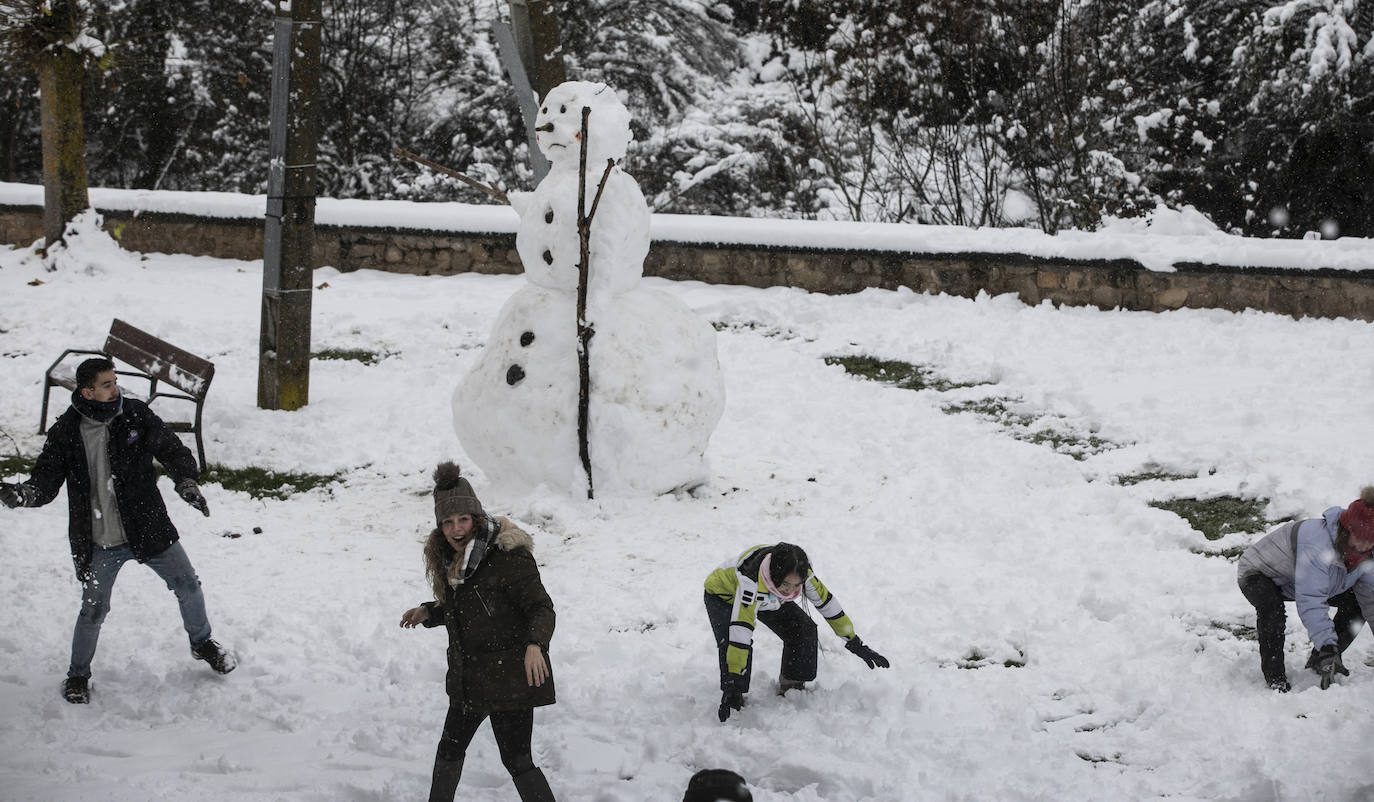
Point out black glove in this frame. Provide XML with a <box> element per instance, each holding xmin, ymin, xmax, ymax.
<box><xmin>0</xmin><ymin>482</ymin><xmax>26</xmax><ymax>509</ymax></box>
<box><xmin>1316</xmin><ymin>644</ymin><xmax>1349</xmax><ymax>690</ymax></box>
<box><xmin>845</xmin><ymin>636</ymin><xmax>890</xmax><ymax>669</ymax></box>
<box><xmin>175</xmin><ymin>479</ymin><xmax>210</xmax><ymax>517</ymax></box>
<box><xmin>717</xmin><ymin>691</ymin><xmax>745</xmax><ymax>722</ymax></box>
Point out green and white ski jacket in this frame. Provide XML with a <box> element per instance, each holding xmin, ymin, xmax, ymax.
<box><xmin>704</xmin><ymin>543</ymin><xmax>856</xmax><ymax>677</ymax></box>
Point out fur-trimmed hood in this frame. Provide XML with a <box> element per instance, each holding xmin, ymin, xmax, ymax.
<box><xmin>491</xmin><ymin>516</ymin><xmax>534</xmax><ymax>553</ymax></box>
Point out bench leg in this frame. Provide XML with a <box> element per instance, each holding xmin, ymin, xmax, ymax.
<box><xmin>39</xmin><ymin>383</ymin><xmax>53</xmax><ymax>434</ymax></box>
<box><xmin>193</xmin><ymin>403</ymin><xmax>208</xmax><ymax>474</ymax></box>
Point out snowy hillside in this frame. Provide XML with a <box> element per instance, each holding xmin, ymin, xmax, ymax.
<box><xmin>0</xmin><ymin>222</ymin><xmax>1372</xmax><ymax>801</ymax></box>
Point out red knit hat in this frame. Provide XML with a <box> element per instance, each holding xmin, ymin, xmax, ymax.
<box><xmin>1339</xmin><ymin>486</ymin><xmax>1374</xmax><ymax>546</ymax></box>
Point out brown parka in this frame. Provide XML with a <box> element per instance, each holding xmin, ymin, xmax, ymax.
<box><xmin>422</xmin><ymin>516</ymin><xmax>556</xmax><ymax>712</ymax></box>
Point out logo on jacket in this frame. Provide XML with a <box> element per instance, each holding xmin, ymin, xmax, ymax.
<box><xmin>126</xmin><ymin>430</ymin><xmax>139</xmax><ymax>445</ymax></box>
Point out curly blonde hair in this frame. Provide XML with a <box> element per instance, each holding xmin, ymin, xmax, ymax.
<box><xmin>422</xmin><ymin>528</ymin><xmax>452</xmax><ymax>603</ymax></box>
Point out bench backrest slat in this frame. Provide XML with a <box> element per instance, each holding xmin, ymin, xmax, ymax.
<box><xmin>104</xmin><ymin>319</ymin><xmax>214</xmax><ymax>398</ymax></box>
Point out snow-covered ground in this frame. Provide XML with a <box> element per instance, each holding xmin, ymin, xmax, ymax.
<box><xmin>1</xmin><ymin>216</ymin><xmax>1372</xmax><ymax>801</ymax></box>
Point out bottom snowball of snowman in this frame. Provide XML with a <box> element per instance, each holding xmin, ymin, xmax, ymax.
<box><xmin>453</xmin><ymin>284</ymin><xmax>726</xmax><ymax>496</ymax></box>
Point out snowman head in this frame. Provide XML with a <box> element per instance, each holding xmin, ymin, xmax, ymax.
<box><xmin>535</xmin><ymin>82</ymin><xmax>632</xmax><ymax>170</ymax></box>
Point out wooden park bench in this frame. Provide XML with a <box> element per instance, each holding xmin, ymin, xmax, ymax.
<box><xmin>40</xmin><ymin>319</ymin><xmax>216</xmax><ymax>471</ymax></box>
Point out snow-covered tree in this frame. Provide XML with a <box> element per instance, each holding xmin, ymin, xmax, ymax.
<box><xmin>1224</xmin><ymin>0</ymin><xmax>1374</xmax><ymax>236</ymax></box>
<box><xmin>0</xmin><ymin>0</ymin><xmax>97</xmax><ymax>247</ymax></box>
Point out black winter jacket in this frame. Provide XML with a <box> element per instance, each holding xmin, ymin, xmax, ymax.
<box><xmin>422</xmin><ymin>516</ymin><xmax>556</xmax><ymax>713</ymax></box>
<box><xmin>28</xmin><ymin>394</ymin><xmax>200</xmax><ymax>580</ymax></box>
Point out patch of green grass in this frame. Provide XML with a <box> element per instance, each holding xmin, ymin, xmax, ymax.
<box><xmin>1190</xmin><ymin>544</ymin><xmax>1249</xmax><ymax>561</ymax></box>
<box><xmin>0</xmin><ymin>453</ymin><xmax>35</xmax><ymax>477</ymax></box>
<box><xmin>824</xmin><ymin>355</ymin><xmax>988</xmax><ymax>392</ymax></box>
<box><xmin>942</xmin><ymin>396</ymin><xmax>1120</xmax><ymax>461</ymax></box>
<box><xmin>1149</xmin><ymin>495</ymin><xmax>1273</xmax><ymax>541</ymax></box>
<box><xmin>1208</xmin><ymin>620</ymin><xmax>1257</xmax><ymax>641</ymax></box>
<box><xmin>313</xmin><ymin>348</ymin><xmax>389</xmax><ymax>365</ymax></box>
<box><xmin>711</xmin><ymin>320</ymin><xmax>798</xmax><ymax>340</ymax></box>
<box><xmin>1115</xmin><ymin>467</ymin><xmax>1193</xmax><ymax>486</ymax></box>
<box><xmin>955</xmin><ymin>647</ymin><xmax>1026</xmax><ymax>669</ymax></box>
<box><xmin>201</xmin><ymin>464</ymin><xmax>344</xmax><ymax>500</ymax></box>
<box><xmin>956</xmin><ymin>649</ymin><xmax>987</xmax><ymax>669</ymax></box>
<box><xmin>1076</xmin><ymin>750</ymin><xmax>1123</xmax><ymax>764</ymax></box>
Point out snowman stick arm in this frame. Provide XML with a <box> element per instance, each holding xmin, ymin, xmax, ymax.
<box><xmin>575</xmin><ymin>105</ymin><xmax>596</xmax><ymax>500</ymax></box>
<box><xmin>586</xmin><ymin>158</ymin><xmax>616</xmax><ymax>223</ymax></box>
<box><xmin>392</xmin><ymin>146</ymin><xmax>509</xmax><ymax>204</ymax></box>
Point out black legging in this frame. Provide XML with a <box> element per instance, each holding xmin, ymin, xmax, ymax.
<box><xmin>705</xmin><ymin>592</ymin><xmax>818</xmax><ymax>693</ymax></box>
<box><xmin>436</xmin><ymin>704</ymin><xmax>536</xmax><ymax>777</ymax></box>
<box><xmin>1239</xmin><ymin>572</ymin><xmax>1364</xmax><ymax>683</ymax></box>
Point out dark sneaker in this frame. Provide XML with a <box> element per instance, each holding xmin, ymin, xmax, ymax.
<box><xmin>1267</xmin><ymin>677</ymin><xmax>1291</xmax><ymax>693</ymax></box>
<box><xmin>778</xmin><ymin>677</ymin><xmax>808</xmax><ymax>696</ymax></box>
<box><xmin>191</xmin><ymin>639</ymin><xmax>237</xmax><ymax>674</ymax></box>
<box><xmin>62</xmin><ymin>677</ymin><xmax>90</xmax><ymax>704</ymax></box>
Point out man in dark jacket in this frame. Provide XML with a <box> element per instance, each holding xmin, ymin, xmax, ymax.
<box><xmin>0</xmin><ymin>358</ymin><xmax>235</xmax><ymax>704</ymax></box>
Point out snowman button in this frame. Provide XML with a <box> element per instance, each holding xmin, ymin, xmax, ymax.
<box><xmin>506</xmin><ymin>365</ymin><xmax>525</xmax><ymax>386</ymax></box>
<box><xmin>542</xmin><ymin>250</ymin><xmax>553</xmax><ymax>264</ymax></box>
<box><xmin>544</xmin><ymin>209</ymin><xmax>554</xmax><ymax>224</ymax></box>
<box><xmin>520</xmin><ymin>331</ymin><xmax>535</xmax><ymax>347</ymax></box>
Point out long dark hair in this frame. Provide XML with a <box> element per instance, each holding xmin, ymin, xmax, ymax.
<box><xmin>768</xmin><ymin>542</ymin><xmax>811</xmax><ymax>585</ymax></box>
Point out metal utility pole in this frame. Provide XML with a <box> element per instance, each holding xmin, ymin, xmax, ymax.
<box><xmin>494</xmin><ymin>0</ymin><xmax>567</xmax><ymax>182</ymax></box>
<box><xmin>258</xmin><ymin>0</ymin><xmax>322</xmax><ymax>410</ymax></box>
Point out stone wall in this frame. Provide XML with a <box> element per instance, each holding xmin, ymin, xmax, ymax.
<box><xmin>3</xmin><ymin>204</ymin><xmax>1372</xmax><ymax>321</ymax></box>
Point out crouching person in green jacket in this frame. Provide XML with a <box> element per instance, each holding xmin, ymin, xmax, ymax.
<box><xmin>704</xmin><ymin>542</ymin><xmax>888</xmax><ymax>722</ymax></box>
<box><xmin>400</xmin><ymin>463</ymin><xmax>556</xmax><ymax>802</ymax></box>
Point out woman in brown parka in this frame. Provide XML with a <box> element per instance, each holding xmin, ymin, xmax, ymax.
<box><xmin>401</xmin><ymin>462</ymin><xmax>556</xmax><ymax>802</ymax></box>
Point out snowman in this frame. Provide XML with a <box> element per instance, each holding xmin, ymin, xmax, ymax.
<box><xmin>453</xmin><ymin>81</ymin><xmax>725</xmax><ymax>496</ymax></box>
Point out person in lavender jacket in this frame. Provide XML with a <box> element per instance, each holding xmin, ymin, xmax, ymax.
<box><xmin>1237</xmin><ymin>486</ymin><xmax>1374</xmax><ymax>692</ymax></box>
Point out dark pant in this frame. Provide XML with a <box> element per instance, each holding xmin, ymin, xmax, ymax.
<box><xmin>1238</xmin><ymin>572</ymin><xmax>1364</xmax><ymax>683</ymax></box>
<box><xmin>436</xmin><ymin>703</ymin><xmax>536</xmax><ymax>776</ymax></box>
<box><xmin>705</xmin><ymin>592</ymin><xmax>818</xmax><ymax>693</ymax></box>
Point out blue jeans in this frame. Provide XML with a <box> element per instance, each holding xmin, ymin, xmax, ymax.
<box><xmin>69</xmin><ymin>541</ymin><xmax>213</xmax><ymax>679</ymax></box>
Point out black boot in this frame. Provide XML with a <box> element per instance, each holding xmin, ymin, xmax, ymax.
<box><xmin>62</xmin><ymin>677</ymin><xmax>90</xmax><ymax>704</ymax></box>
<box><xmin>428</xmin><ymin>754</ymin><xmax>463</xmax><ymax>802</ymax></box>
<box><xmin>512</xmin><ymin>766</ymin><xmax>556</xmax><ymax>802</ymax></box>
<box><xmin>191</xmin><ymin>639</ymin><xmax>237</xmax><ymax>674</ymax></box>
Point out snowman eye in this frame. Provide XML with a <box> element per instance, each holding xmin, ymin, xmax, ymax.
<box><xmin>540</xmin><ymin>107</ymin><xmax>546</xmax><ymax>114</ymax></box>
<box><xmin>560</xmin><ymin>105</ymin><xmax>567</xmax><ymax>113</ymax></box>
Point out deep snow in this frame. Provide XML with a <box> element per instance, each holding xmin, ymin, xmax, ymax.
<box><xmin>0</xmin><ymin>212</ymin><xmax>1372</xmax><ymax>801</ymax></box>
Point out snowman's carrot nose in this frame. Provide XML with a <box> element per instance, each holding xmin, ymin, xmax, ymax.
<box><xmin>537</xmin><ymin>123</ymin><xmax>554</xmax><ymax>132</ymax></box>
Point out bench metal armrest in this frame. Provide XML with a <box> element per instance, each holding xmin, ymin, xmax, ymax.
<box><xmin>44</xmin><ymin>348</ymin><xmax>108</xmax><ymax>384</ymax></box>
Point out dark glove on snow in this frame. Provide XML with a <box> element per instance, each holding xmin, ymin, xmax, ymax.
<box><xmin>1316</xmin><ymin>644</ymin><xmax>1348</xmax><ymax>690</ymax></box>
<box><xmin>717</xmin><ymin>691</ymin><xmax>745</xmax><ymax>722</ymax></box>
<box><xmin>845</xmin><ymin>636</ymin><xmax>890</xmax><ymax>669</ymax></box>
<box><xmin>0</xmin><ymin>482</ymin><xmax>27</xmax><ymax>509</ymax></box>
<box><xmin>175</xmin><ymin>479</ymin><xmax>210</xmax><ymax>517</ymax></box>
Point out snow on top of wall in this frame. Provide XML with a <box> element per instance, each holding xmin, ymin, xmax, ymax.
<box><xmin>2</xmin><ymin>181</ymin><xmax>1372</xmax><ymax>274</ymax></box>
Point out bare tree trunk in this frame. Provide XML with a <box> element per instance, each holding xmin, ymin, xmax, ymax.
<box><xmin>522</xmin><ymin>0</ymin><xmax>566</xmax><ymax>101</ymax></box>
<box><xmin>36</xmin><ymin>41</ymin><xmax>88</xmax><ymax>250</ymax></box>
